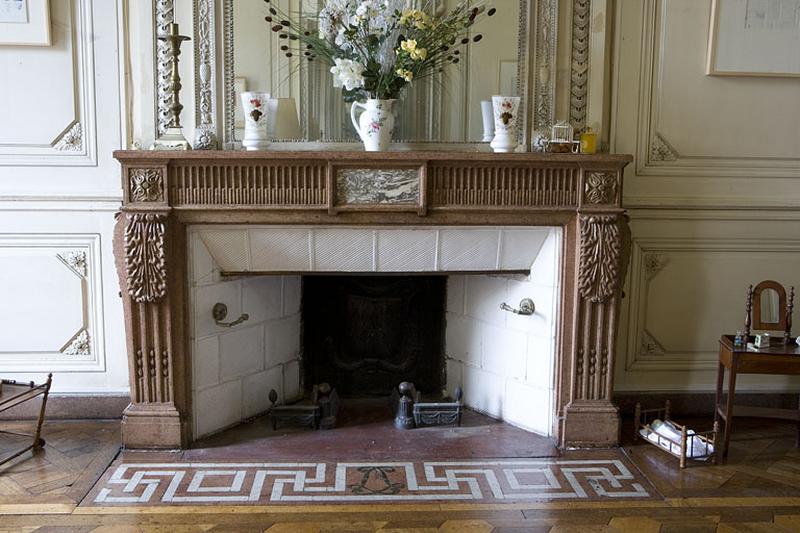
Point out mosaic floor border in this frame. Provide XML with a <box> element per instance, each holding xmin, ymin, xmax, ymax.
<box><xmin>84</xmin><ymin>458</ymin><xmax>660</xmax><ymax>506</ymax></box>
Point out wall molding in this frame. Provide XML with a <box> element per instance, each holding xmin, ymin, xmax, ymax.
<box><xmin>633</xmin><ymin>0</ymin><xmax>800</xmax><ymax>178</ymax></box>
<box><xmin>0</xmin><ymin>0</ymin><xmax>97</xmax><ymax>166</ymax></box>
<box><xmin>623</xmin><ymin>236</ymin><xmax>800</xmax><ymax>373</ymax></box>
<box><xmin>0</xmin><ymin>234</ymin><xmax>106</xmax><ymax>372</ymax></box>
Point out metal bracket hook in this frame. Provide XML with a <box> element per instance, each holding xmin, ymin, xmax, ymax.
<box><xmin>212</xmin><ymin>302</ymin><xmax>249</xmax><ymax>328</ymax></box>
<box><xmin>500</xmin><ymin>298</ymin><xmax>535</xmax><ymax>316</ymax></box>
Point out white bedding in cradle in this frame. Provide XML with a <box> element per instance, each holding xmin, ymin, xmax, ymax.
<box><xmin>638</xmin><ymin>419</ymin><xmax>714</xmax><ymax>459</ymax></box>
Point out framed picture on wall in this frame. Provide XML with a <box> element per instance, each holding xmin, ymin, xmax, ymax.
<box><xmin>707</xmin><ymin>0</ymin><xmax>800</xmax><ymax>77</ymax></box>
<box><xmin>0</xmin><ymin>0</ymin><xmax>50</xmax><ymax>46</ymax></box>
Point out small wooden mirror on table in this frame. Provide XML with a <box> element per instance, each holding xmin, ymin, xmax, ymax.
<box><xmin>715</xmin><ymin>280</ymin><xmax>799</xmax><ymax>459</ymax></box>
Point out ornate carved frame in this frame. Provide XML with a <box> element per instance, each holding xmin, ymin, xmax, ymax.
<box><xmin>113</xmin><ymin>150</ymin><xmax>631</xmax><ymax>449</ymax></box>
<box><xmin>153</xmin><ymin>0</ymin><xmax>564</xmax><ymax>148</ymax></box>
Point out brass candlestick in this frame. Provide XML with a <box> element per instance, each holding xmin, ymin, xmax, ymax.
<box><xmin>152</xmin><ymin>23</ymin><xmax>191</xmax><ymax>151</ymax></box>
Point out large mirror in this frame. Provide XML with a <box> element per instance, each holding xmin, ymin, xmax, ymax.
<box><xmin>224</xmin><ymin>0</ymin><xmax>530</xmax><ymax>145</ymax></box>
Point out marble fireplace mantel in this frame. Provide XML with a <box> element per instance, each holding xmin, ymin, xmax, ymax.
<box><xmin>112</xmin><ymin>150</ymin><xmax>632</xmax><ymax>449</ymax></box>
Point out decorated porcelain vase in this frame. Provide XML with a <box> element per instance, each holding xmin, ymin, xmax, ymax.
<box><xmin>350</xmin><ymin>99</ymin><xmax>396</xmax><ymax>152</ymax></box>
<box><xmin>490</xmin><ymin>95</ymin><xmax>521</xmax><ymax>153</ymax></box>
<box><xmin>241</xmin><ymin>91</ymin><xmax>270</xmax><ymax>151</ymax></box>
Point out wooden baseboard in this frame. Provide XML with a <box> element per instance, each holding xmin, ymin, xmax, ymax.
<box><xmin>615</xmin><ymin>392</ymin><xmax>799</xmax><ymax>417</ymax></box>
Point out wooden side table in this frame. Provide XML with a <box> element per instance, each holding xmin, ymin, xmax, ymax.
<box><xmin>715</xmin><ymin>335</ymin><xmax>800</xmax><ymax>458</ymax></box>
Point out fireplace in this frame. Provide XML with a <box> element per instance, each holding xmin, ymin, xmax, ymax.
<box><xmin>113</xmin><ymin>150</ymin><xmax>632</xmax><ymax>449</ymax></box>
<box><xmin>302</xmin><ymin>276</ymin><xmax>446</xmax><ymax>397</ymax></box>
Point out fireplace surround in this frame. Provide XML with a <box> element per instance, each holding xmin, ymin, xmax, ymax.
<box><xmin>113</xmin><ymin>150</ymin><xmax>631</xmax><ymax>449</ymax></box>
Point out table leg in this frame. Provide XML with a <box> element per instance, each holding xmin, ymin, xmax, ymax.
<box><xmin>723</xmin><ymin>366</ymin><xmax>737</xmax><ymax>458</ymax></box>
<box><xmin>714</xmin><ymin>362</ymin><xmax>725</xmax><ymax>426</ymax></box>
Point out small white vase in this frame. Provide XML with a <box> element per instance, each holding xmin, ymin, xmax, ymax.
<box><xmin>350</xmin><ymin>99</ymin><xmax>395</xmax><ymax>152</ymax></box>
<box><xmin>241</xmin><ymin>91</ymin><xmax>270</xmax><ymax>151</ymax></box>
<box><xmin>480</xmin><ymin>100</ymin><xmax>494</xmax><ymax>142</ymax></box>
<box><xmin>490</xmin><ymin>95</ymin><xmax>521</xmax><ymax>153</ymax></box>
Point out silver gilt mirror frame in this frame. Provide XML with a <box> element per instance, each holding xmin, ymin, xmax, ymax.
<box><xmin>154</xmin><ymin>0</ymin><xmax>563</xmax><ymax>149</ymax></box>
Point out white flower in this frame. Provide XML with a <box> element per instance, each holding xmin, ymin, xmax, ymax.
<box><xmin>330</xmin><ymin>57</ymin><xmax>366</xmax><ymax>91</ymax></box>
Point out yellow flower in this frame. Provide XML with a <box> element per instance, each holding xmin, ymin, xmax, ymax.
<box><xmin>400</xmin><ymin>9</ymin><xmax>429</xmax><ymax>29</ymax></box>
<box><xmin>396</xmin><ymin>68</ymin><xmax>414</xmax><ymax>82</ymax></box>
<box><xmin>400</xmin><ymin>39</ymin><xmax>417</xmax><ymax>53</ymax></box>
<box><xmin>410</xmin><ymin>47</ymin><xmax>427</xmax><ymax>61</ymax></box>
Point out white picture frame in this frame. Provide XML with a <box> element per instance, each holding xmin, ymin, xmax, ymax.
<box><xmin>707</xmin><ymin>0</ymin><xmax>800</xmax><ymax>77</ymax></box>
<box><xmin>0</xmin><ymin>0</ymin><xmax>50</xmax><ymax>46</ymax></box>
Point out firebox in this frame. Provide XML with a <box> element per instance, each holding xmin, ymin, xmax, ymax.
<box><xmin>302</xmin><ymin>276</ymin><xmax>446</xmax><ymax>397</ymax></box>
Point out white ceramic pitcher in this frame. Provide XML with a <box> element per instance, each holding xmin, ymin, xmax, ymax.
<box><xmin>350</xmin><ymin>99</ymin><xmax>396</xmax><ymax>151</ymax></box>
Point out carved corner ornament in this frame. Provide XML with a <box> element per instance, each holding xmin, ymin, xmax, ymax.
<box><xmin>58</xmin><ymin>250</ymin><xmax>87</xmax><ymax>278</ymax></box>
<box><xmin>54</xmin><ymin>122</ymin><xmax>83</xmax><ymax>152</ymax></box>
<box><xmin>578</xmin><ymin>215</ymin><xmax>623</xmax><ymax>304</ymax></box>
<box><xmin>650</xmin><ymin>133</ymin><xmax>678</xmax><ymax>162</ymax></box>
<box><xmin>643</xmin><ymin>252</ymin><xmax>668</xmax><ymax>279</ymax></box>
<box><xmin>640</xmin><ymin>329</ymin><xmax>665</xmax><ymax>358</ymax></box>
<box><xmin>63</xmin><ymin>329</ymin><xmax>90</xmax><ymax>356</ymax></box>
<box><xmin>584</xmin><ymin>172</ymin><xmax>618</xmax><ymax>205</ymax></box>
<box><xmin>129</xmin><ymin>168</ymin><xmax>165</xmax><ymax>202</ymax></box>
<box><xmin>124</xmin><ymin>213</ymin><xmax>168</xmax><ymax>303</ymax></box>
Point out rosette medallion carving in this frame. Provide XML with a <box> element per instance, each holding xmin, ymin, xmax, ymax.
<box><xmin>124</xmin><ymin>213</ymin><xmax>168</xmax><ymax>303</ymax></box>
<box><xmin>578</xmin><ymin>215</ymin><xmax>622</xmax><ymax>304</ymax></box>
<box><xmin>584</xmin><ymin>172</ymin><xmax>618</xmax><ymax>205</ymax></box>
<box><xmin>129</xmin><ymin>169</ymin><xmax>165</xmax><ymax>202</ymax></box>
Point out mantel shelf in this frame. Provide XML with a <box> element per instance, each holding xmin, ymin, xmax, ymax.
<box><xmin>114</xmin><ymin>149</ymin><xmax>633</xmax><ymax>165</ymax></box>
<box><xmin>116</xmin><ymin>150</ymin><xmax>631</xmax><ymax>216</ymax></box>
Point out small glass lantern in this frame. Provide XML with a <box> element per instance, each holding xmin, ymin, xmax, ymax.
<box><xmin>546</xmin><ymin>121</ymin><xmax>580</xmax><ymax>153</ymax></box>
<box><xmin>550</xmin><ymin>121</ymin><xmax>574</xmax><ymax>143</ymax></box>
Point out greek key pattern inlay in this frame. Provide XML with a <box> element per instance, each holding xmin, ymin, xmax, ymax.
<box><xmin>124</xmin><ymin>213</ymin><xmax>167</xmax><ymax>303</ymax></box>
<box><xmin>578</xmin><ymin>215</ymin><xmax>622</xmax><ymax>304</ymax></box>
<box><xmin>129</xmin><ymin>168</ymin><xmax>165</xmax><ymax>202</ymax></box>
<box><xmin>93</xmin><ymin>459</ymin><xmax>652</xmax><ymax>504</ymax></box>
<box><xmin>584</xmin><ymin>172</ymin><xmax>618</xmax><ymax>205</ymax></box>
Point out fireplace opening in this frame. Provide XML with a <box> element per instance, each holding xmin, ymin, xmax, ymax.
<box><xmin>189</xmin><ymin>226</ymin><xmax>561</xmax><ymax>443</ymax></box>
<box><xmin>302</xmin><ymin>275</ymin><xmax>446</xmax><ymax>397</ymax></box>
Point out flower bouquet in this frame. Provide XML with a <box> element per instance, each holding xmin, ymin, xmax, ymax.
<box><xmin>263</xmin><ymin>0</ymin><xmax>496</xmax><ymax>150</ymax></box>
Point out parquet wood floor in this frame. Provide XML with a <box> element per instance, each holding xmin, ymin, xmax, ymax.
<box><xmin>0</xmin><ymin>420</ymin><xmax>120</xmax><ymax>512</ymax></box>
<box><xmin>1</xmin><ymin>418</ymin><xmax>799</xmax><ymax>532</ymax></box>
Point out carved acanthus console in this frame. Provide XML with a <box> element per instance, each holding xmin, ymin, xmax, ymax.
<box><xmin>113</xmin><ymin>150</ymin><xmax>631</xmax><ymax>449</ymax></box>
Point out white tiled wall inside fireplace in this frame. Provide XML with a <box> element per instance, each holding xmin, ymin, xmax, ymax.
<box><xmin>445</xmin><ymin>229</ymin><xmax>561</xmax><ymax>436</ymax></box>
<box><xmin>190</xmin><ymin>232</ymin><xmax>302</xmax><ymax>439</ymax></box>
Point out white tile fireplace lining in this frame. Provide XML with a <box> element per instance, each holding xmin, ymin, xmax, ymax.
<box><xmin>189</xmin><ymin>226</ymin><xmax>560</xmax><ymax>440</ymax></box>
<box><xmin>195</xmin><ymin>226</ymin><xmax>552</xmax><ymax>273</ymax></box>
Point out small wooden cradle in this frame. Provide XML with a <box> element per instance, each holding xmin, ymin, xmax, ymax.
<box><xmin>634</xmin><ymin>401</ymin><xmax>718</xmax><ymax>469</ymax></box>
